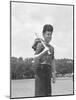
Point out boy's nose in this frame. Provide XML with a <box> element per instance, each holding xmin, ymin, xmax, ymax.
<box><xmin>48</xmin><ymin>36</ymin><xmax>51</xmax><ymax>38</ymax></box>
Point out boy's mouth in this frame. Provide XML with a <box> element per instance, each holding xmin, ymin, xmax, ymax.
<box><xmin>46</xmin><ymin>39</ymin><xmax>51</xmax><ymax>43</ymax></box>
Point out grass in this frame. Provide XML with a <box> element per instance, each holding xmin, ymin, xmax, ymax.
<box><xmin>11</xmin><ymin>77</ymin><xmax>73</xmax><ymax>98</ymax></box>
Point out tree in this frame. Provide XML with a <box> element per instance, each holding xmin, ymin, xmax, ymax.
<box><xmin>11</xmin><ymin>57</ymin><xmax>17</xmax><ymax>79</ymax></box>
<box><xmin>55</xmin><ymin>59</ymin><xmax>73</xmax><ymax>76</ymax></box>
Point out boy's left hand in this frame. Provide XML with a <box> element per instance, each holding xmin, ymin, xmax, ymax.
<box><xmin>52</xmin><ymin>72</ymin><xmax>56</xmax><ymax>83</ymax></box>
<box><xmin>52</xmin><ymin>77</ymin><xmax>56</xmax><ymax>83</ymax></box>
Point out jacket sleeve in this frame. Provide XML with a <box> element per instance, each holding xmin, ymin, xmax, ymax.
<box><xmin>35</xmin><ymin>42</ymin><xmax>44</xmax><ymax>55</ymax></box>
<box><xmin>32</xmin><ymin>38</ymin><xmax>42</xmax><ymax>51</ymax></box>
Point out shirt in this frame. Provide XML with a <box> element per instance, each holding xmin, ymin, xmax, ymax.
<box><xmin>33</xmin><ymin>39</ymin><xmax>54</xmax><ymax>66</ymax></box>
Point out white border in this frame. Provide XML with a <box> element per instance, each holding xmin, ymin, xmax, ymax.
<box><xmin>0</xmin><ymin>0</ymin><xmax>75</xmax><ymax>100</ymax></box>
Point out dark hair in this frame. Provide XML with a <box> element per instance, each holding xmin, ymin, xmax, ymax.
<box><xmin>42</xmin><ymin>24</ymin><xmax>53</xmax><ymax>34</ymax></box>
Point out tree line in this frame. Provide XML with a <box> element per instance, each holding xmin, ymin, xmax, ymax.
<box><xmin>11</xmin><ymin>57</ymin><xmax>73</xmax><ymax>79</ymax></box>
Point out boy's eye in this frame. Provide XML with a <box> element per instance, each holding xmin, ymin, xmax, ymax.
<box><xmin>47</xmin><ymin>34</ymin><xmax>50</xmax><ymax>36</ymax></box>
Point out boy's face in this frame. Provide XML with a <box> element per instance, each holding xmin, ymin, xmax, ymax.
<box><xmin>43</xmin><ymin>31</ymin><xmax>52</xmax><ymax>43</ymax></box>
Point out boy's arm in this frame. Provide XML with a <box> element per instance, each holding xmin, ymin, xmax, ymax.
<box><xmin>33</xmin><ymin>42</ymin><xmax>47</xmax><ymax>63</ymax></box>
<box><xmin>35</xmin><ymin>42</ymin><xmax>43</xmax><ymax>55</ymax></box>
<box><xmin>50</xmin><ymin>47</ymin><xmax>56</xmax><ymax>83</ymax></box>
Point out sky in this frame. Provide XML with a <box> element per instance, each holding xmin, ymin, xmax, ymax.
<box><xmin>11</xmin><ymin>2</ymin><xmax>73</xmax><ymax>59</ymax></box>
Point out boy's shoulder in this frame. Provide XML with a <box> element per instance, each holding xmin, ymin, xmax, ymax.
<box><xmin>48</xmin><ymin>44</ymin><xmax>54</xmax><ymax>53</ymax></box>
<box><xmin>49</xmin><ymin>44</ymin><xmax>54</xmax><ymax>49</ymax></box>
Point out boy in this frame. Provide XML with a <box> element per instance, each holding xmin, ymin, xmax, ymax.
<box><xmin>32</xmin><ymin>24</ymin><xmax>56</xmax><ymax>97</ymax></box>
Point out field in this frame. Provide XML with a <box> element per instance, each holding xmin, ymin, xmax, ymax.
<box><xmin>11</xmin><ymin>77</ymin><xmax>73</xmax><ymax>98</ymax></box>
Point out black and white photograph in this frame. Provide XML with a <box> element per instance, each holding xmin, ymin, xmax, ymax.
<box><xmin>10</xmin><ymin>1</ymin><xmax>74</xmax><ymax>99</ymax></box>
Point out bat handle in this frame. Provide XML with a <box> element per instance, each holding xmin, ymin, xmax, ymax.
<box><xmin>48</xmin><ymin>51</ymin><xmax>51</xmax><ymax>54</ymax></box>
<box><xmin>45</xmin><ymin>47</ymin><xmax>51</xmax><ymax>55</ymax></box>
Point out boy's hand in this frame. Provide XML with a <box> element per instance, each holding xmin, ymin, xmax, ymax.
<box><xmin>52</xmin><ymin>77</ymin><xmax>56</xmax><ymax>83</ymax></box>
<box><xmin>52</xmin><ymin>72</ymin><xmax>56</xmax><ymax>84</ymax></box>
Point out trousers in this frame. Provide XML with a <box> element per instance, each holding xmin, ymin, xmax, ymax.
<box><xmin>35</xmin><ymin>64</ymin><xmax>52</xmax><ymax>97</ymax></box>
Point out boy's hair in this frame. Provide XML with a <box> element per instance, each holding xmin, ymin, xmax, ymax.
<box><xmin>42</xmin><ymin>24</ymin><xmax>53</xmax><ymax>34</ymax></box>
